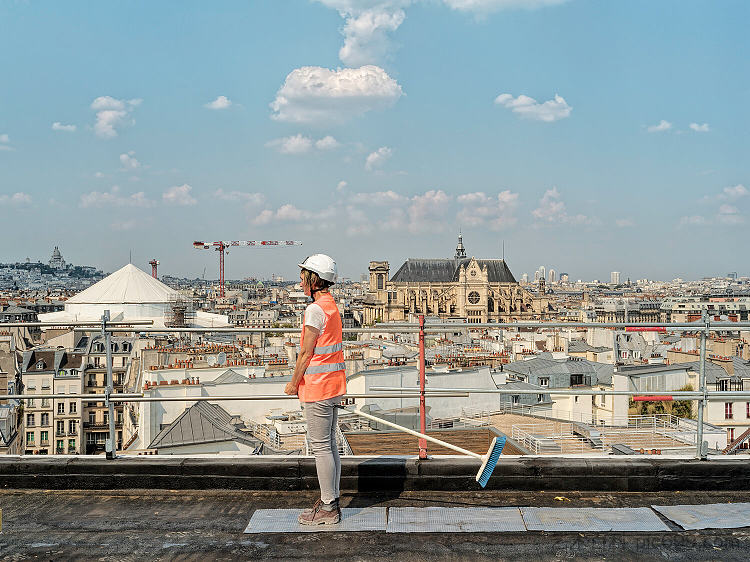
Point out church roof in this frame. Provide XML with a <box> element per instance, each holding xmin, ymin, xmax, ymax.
<box><xmin>67</xmin><ymin>264</ymin><xmax>179</xmax><ymax>304</ymax></box>
<box><xmin>390</xmin><ymin>258</ymin><xmax>517</xmax><ymax>283</ymax></box>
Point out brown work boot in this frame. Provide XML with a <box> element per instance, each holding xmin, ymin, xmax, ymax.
<box><xmin>298</xmin><ymin>499</ymin><xmax>341</xmax><ymax>525</ymax></box>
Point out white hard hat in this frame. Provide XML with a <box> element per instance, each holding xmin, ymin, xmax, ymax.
<box><xmin>298</xmin><ymin>254</ymin><xmax>338</xmax><ymax>283</ymax></box>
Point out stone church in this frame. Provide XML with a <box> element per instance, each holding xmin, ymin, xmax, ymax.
<box><xmin>363</xmin><ymin>235</ymin><xmax>553</xmax><ymax>325</ymax></box>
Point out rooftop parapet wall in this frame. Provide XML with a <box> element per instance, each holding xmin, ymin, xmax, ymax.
<box><xmin>2</xmin><ymin>456</ymin><xmax>750</xmax><ymax>492</ymax></box>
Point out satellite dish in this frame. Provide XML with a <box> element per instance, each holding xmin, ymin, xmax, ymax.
<box><xmin>207</xmin><ymin>355</ymin><xmax>218</xmax><ymax>367</ymax></box>
<box><xmin>217</xmin><ymin>352</ymin><xmax>227</xmax><ymax>366</ymax></box>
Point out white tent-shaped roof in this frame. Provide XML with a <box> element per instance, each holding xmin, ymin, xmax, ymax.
<box><xmin>39</xmin><ymin>264</ymin><xmax>229</xmax><ymax>328</ymax></box>
<box><xmin>67</xmin><ymin>264</ymin><xmax>179</xmax><ymax>304</ymax></box>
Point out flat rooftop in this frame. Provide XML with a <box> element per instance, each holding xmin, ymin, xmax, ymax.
<box><xmin>2</xmin><ymin>489</ymin><xmax>750</xmax><ymax>560</ymax></box>
<box><xmin>2</xmin><ymin>456</ymin><xmax>750</xmax><ymax>559</ymax></box>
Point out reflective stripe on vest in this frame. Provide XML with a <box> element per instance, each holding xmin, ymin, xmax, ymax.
<box><xmin>313</xmin><ymin>342</ymin><xmax>343</xmax><ymax>355</ymax></box>
<box><xmin>305</xmin><ymin>362</ymin><xmax>346</xmax><ymax>375</ymax></box>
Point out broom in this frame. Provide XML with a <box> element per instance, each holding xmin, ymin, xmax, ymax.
<box><xmin>339</xmin><ymin>406</ymin><xmax>505</xmax><ymax>488</ymax></box>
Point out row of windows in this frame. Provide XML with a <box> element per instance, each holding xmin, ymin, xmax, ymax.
<box><xmin>724</xmin><ymin>402</ymin><xmax>750</xmax><ymax>420</ymax></box>
<box><xmin>26</xmin><ymin>404</ymin><xmax>77</xmax><ymax>425</ymax></box>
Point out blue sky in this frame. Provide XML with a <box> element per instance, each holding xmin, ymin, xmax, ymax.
<box><xmin>1</xmin><ymin>0</ymin><xmax>748</xmax><ymax>282</ymax></box>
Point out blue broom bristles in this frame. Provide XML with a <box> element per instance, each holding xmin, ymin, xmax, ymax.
<box><xmin>476</xmin><ymin>435</ymin><xmax>506</xmax><ymax>488</ymax></box>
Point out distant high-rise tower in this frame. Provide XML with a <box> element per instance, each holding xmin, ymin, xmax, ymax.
<box><xmin>560</xmin><ymin>272</ymin><xmax>569</xmax><ymax>283</ymax></box>
<box><xmin>548</xmin><ymin>269</ymin><xmax>556</xmax><ymax>283</ymax></box>
<box><xmin>611</xmin><ymin>271</ymin><xmax>621</xmax><ymax>285</ymax></box>
<box><xmin>454</xmin><ymin>233</ymin><xmax>466</xmax><ymax>259</ymax></box>
<box><xmin>521</xmin><ymin>273</ymin><xmax>529</xmax><ymax>283</ymax></box>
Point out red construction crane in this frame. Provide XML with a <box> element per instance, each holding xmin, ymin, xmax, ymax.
<box><xmin>148</xmin><ymin>259</ymin><xmax>159</xmax><ymax>279</ymax></box>
<box><xmin>193</xmin><ymin>240</ymin><xmax>302</xmax><ymax>297</ymax></box>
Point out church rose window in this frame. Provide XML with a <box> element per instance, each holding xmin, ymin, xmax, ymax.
<box><xmin>468</xmin><ymin>291</ymin><xmax>480</xmax><ymax>304</ymax></box>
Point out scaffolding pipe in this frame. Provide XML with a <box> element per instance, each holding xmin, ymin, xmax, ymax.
<box><xmin>418</xmin><ymin>314</ymin><xmax>427</xmax><ymax>459</ymax></box>
<box><xmin>103</xmin><ymin>311</ymin><xmax>117</xmax><ymax>459</ymax></box>
<box><xmin>108</xmin><ymin>393</ymin><xmax>469</xmax><ymax>403</ymax></box>
<box><xmin>697</xmin><ymin>312</ymin><xmax>709</xmax><ymax>460</ymax></box>
<box><xmin>370</xmin><ymin>387</ymin><xmax>748</xmax><ymax>399</ymax></box>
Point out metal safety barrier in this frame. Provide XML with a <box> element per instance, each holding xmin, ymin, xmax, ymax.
<box><xmin>4</xmin><ymin>311</ymin><xmax>750</xmax><ymax>460</ymax></box>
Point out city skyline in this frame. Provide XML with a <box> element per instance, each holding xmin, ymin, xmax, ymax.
<box><xmin>1</xmin><ymin>1</ymin><xmax>748</xmax><ymax>281</ymax></box>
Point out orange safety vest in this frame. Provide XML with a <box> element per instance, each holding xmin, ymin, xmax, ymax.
<box><xmin>298</xmin><ymin>293</ymin><xmax>346</xmax><ymax>403</ymax></box>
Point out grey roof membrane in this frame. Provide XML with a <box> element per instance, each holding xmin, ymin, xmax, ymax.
<box><xmin>148</xmin><ymin>401</ymin><xmax>263</xmax><ymax>450</ymax></box>
<box><xmin>390</xmin><ymin>258</ymin><xmax>517</xmax><ymax>284</ymax></box>
<box><xmin>520</xmin><ymin>507</ymin><xmax>670</xmax><ymax>532</ymax></box>
<box><xmin>244</xmin><ymin>508</ymin><xmax>387</xmax><ymax>533</ymax></box>
<box><xmin>652</xmin><ymin>503</ymin><xmax>750</xmax><ymax>530</ymax></box>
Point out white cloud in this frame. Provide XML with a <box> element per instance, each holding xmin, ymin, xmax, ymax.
<box><xmin>111</xmin><ymin>219</ymin><xmax>138</xmax><ymax>231</ymax></box>
<box><xmin>679</xmin><ymin>215</ymin><xmax>707</xmax><ymax>226</ymax></box>
<box><xmin>119</xmin><ymin>151</ymin><xmax>141</xmax><ymax>170</ymax></box>
<box><xmin>270</xmin><ymin>65</ymin><xmax>403</xmax><ymax>124</ymax></box>
<box><xmin>0</xmin><ymin>134</ymin><xmax>8</xmax><ymax>143</ymax></box>
<box><xmin>0</xmin><ymin>133</ymin><xmax>11</xmax><ymax>151</ymax></box>
<box><xmin>315</xmin><ymin>1</ymin><xmax>410</xmax><ymax>66</ymax></box>
<box><xmin>405</xmin><ymin>189</ymin><xmax>452</xmax><ymax>233</ymax></box>
<box><xmin>717</xmin><ymin>204</ymin><xmax>743</xmax><ymax>225</ymax></box>
<box><xmin>443</xmin><ymin>0</ymin><xmax>568</xmax><ymax>14</ymax></box>
<box><xmin>720</xmin><ymin>184</ymin><xmax>748</xmax><ymax>200</ymax></box>
<box><xmin>213</xmin><ymin>189</ymin><xmax>266</xmax><ymax>206</ymax></box>
<box><xmin>457</xmin><ymin>190</ymin><xmax>519</xmax><ymax>229</ymax></box>
<box><xmin>316</xmin><ymin>1</ymin><xmax>565</xmax><ymax>66</ymax></box>
<box><xmin>494</xmin><ymin>93</ymin><xmax>571</xmax><ymax>122</ymax></box>
<box><xmin>532</xmin><ymin>187</ymin><xmax>588</xmax><ymax>225</ymax></box>
<box><xmin>266</xmin><ymin>134</ymin><xmax>313</xmax><ymax>154</ymax></box>
<box><xmin>90</xmin><ymin>96</ymin><xmax>142</xmax><ymax>138</ymax></box>
<box><xmin>266</xmin><ymin>134</ymin><xmax>341</xmax><ymax>154</ymax></box>
<box><xmin>252</xmin><ymin>204</ymin><xmax>337</xmax><ymax>227</ymax></box>
<box><xmin>79</xmin><ymin>186</ymin><xmax>154</xmax><ymax>208</ymax></box>
<box><xmin>615</xmin><ymin>218</ymin><xmax>634</xmax><ymax>228</ymax></box>
<box><xmin>339</xmin><ymin>8</ymin><xmax>406</xmax><ymax>66</ymax></box>
<box><xmin>0</xmin><ymin>192</ymin><xmax>32</xmax><ymax>205</ymax></box>
<box><xmin>204</xmin><ymin>95</ymin><xmax>232</xmax><ymax>110</ymax></box>
<box><xmin>336</xmin><ymin>180</ymin><xmax>348</xmax><ymax>192</ymax></box>
<box><xmin>689</xmin><ymin>122</ymin><xmax>710</xmax><ymax>132</ymax></box>
<box><xmin>646</xmin><ymin>119</ymin><xmax>672</xmax><ymax>133</ymax></box>
<box><xmin>315</xmin><ymin>135</ymin><xmax>340</xmax><ymax>150</ymax></box>
<box><xmin>365</xmin><ymin>146</ymin><xmax>393</xmax><ymax>171</ymax></box>
<box><xmin>52</xmin><ymin>122</ymin><xmax>76</xmax><ymax>132</ymax></box>
<box><xmin>349</xmin><ymin>190</ymin><xmax>406</xmax><ymax>205</ymax></box>
<box><xmin>94</xmin><ymin>172</ymin><xmax>106</xmax><ymax>178</ymax></box>
<box><xmin>253</xmin><ymin>188</ymin><xmax>451</xmax><ymax>233</ymax></box>
<box><xmin>163</xmin><ymin>184</ymin><xmax>197</xmax><ymax>206</ymax></box>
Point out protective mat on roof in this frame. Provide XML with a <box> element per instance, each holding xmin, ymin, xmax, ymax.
<box><xmin>387</xmin><ymin>507</ymin><xmax>526</xmax><ymax>533</ymax></box>
<box><xmin>244</xmin><ymin>507</ymin><xmax>386</xmax><ymax>533</ymax></box>
<box><xmin>652</xmin><ymin>503</ymin><xmax>750</xmax><ymax>530</ymax></box>
<box><xmin>521</xmin><ymin>507</ymin><xmax>670</xmax><ymax>532</ymax></box>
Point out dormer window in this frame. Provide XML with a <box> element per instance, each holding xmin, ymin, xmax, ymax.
<box><xmin>36</xmin><ymin>361</ymin><xmax>46</xmax><ymax>370</ymax></box>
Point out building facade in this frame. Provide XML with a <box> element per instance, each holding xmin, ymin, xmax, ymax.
<box><xmin>363</xmin><ymin>236</ymin><xmax>553</xmax><ymax>325</ymax></box>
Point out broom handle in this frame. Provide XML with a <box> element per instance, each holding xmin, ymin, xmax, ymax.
<box><xmin>341</xmin><ymin>407</ymin><xmax>481</xmax><ymax>460</ymax></box>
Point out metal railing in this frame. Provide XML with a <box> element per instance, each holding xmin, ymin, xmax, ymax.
<box><xmin>4</xmin><ymin>312</ymin><xmax>750</xmax><ymax>459</ymax></box>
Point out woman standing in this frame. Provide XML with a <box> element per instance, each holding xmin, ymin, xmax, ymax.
<box><xmin>284</xmin><ymin>254</ymin><xmax>346</xmax><ymax>525</ymax></box>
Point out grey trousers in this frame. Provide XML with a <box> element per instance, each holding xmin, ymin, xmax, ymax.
<box><xmin>301</xmin><ymin>396</ymin><xmax>342</xmax><ymax>504</ymax></box>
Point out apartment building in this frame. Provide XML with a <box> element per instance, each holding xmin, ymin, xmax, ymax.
<box><xmin>80</xmin><ymin>334</ymin><xmax>135</xmax><ymax>454</ymax></box>
<box><xmin>21</xmin><ymin>349</ymin><xmax>58</xmax><ymax>454</ymax></box>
